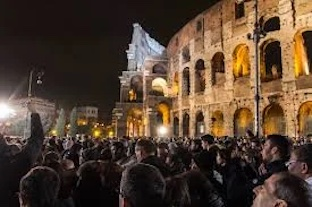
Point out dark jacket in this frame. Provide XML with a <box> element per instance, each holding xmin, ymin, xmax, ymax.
<box><xmin>257</xmin><ymin>159</ymin><xmax>288</xmax><ymax>185</ymax></box>
<box><xmin>141</xmin><ymin>155</ymin><xmax>171</xmax><ymax>177</ymax></box>
<box><xmin>0</xmin><ymin>113</ymin><xmax>44</xmax><ymax>207</ymax></box>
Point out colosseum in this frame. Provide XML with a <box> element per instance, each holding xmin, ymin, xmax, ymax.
<box><xmin>112</xmin><ymin>0</ymin><xmax>312</xmax><ymax>139</ymax></box>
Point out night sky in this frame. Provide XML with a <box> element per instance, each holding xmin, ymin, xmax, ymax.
<box><xmin>0</xmin><ymin>0</ymin><xmax>219</xmax><ymax>122</ymax></box>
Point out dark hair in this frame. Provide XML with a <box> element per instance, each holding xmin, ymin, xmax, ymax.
<box><xmin>267</xmin><ymin>134</ymin><xmax>291</xmax><ymax>160</ymax></box>
<box><xmin>120</xmin><ymin>163</ymin><xmax>166</xmax><ymax>207</ymax></box>
<box><xmin>293</xmin><ymin>144</ymin><xmax>312</xmax><ymax>173</ymax></box>
<box><xmin>273</xmin><ymin>172</ymin><xmax>311</xmax><ymax>207</ymax></box>
<box><xmin>165</xmin><ymin>176</ymin><xmax>191</xmax><ymax>207</ymax></box>
<box><xmin>19</xmin><ymin>166</ymin><xmax>60</xmax><ymax>207</ymax></box>
<box><xmin>136</xmin><ymin>139</ymin><xmax>156</xmax><ymax>155</ymax></box>
<box><xmin>201</xmin><ymin>134</ymin><xmax>214</xmax><ymax>145</ymax></box>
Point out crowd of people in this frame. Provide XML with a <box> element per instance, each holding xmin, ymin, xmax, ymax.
<box><xmin>1</xmin><ymin>109</ymin><xmax>312</xmax><ymax>207</ymax></box>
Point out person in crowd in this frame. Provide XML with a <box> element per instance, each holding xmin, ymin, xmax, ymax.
<box><xmin>111</xmin><ymin>141</ymin><xmax>128</xmax><ymax>165</ymax></box>
<box><xmin>216</xmin><ymin>148</ymin><xmax>250</xmax><ymax>207</ymax></box>
<box><xmin>135</xmin><ymin>139</ymin><xmax>171</xmax><ymax>177</ymax></box>
<box><xmin>258</xmin><ymin>134</ymin><xmax>291</xmax><ymax>184</ymax></box>
<box><xmin>180</xmin><ymin>170</ymin><xmax>225</xmax><ymax>207</ymax></box>
<box><xmin>165</xmin><ymin>176</ymin><xmax>191</xmax><ymax>207</ymax></box>
<box><xmin>253</xmin><ymin>172</ymin><xmax>312</xmax><ymax>207</ymax></box>
<box><xmin>119</xmin><ymin>163</ymin><xmax>166</xmax><ymax>207</ymax></box>
<box><xmin>287</xmin><ymin>144</ymin><xmax>312</xmax><ymax>190</ymax></box>
<box><xmin>19</xmin><ymin>166</ymin><xmax>60</xmax><ymax>207</ymax></box>
<box><xmin>0</xmin><ymin>104</ymin><xmax>44</xmax><ymax>207</ymax></box>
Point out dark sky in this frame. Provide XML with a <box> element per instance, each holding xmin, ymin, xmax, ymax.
<box><xmin>0</xmin><ymin>0</ymin><xmax>218</xmax><ymax>122</ymax></box>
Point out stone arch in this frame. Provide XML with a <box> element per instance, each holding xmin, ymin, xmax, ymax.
<box><xmin>260</xmin><ymin>39</ymin><xmax>282</xmax><ymax>82</ymax></box>
<box><xmin>130</xmin><ymin>75</ymin><xmax>143</xmax><ymax>102</ymax></box>
<box><xmin>127</xmin><ymin>108</ymin><xmax>143</xmax><ymax>137</ymax></box>
<box><xmin>182</xmin><ymin>113</ymin><xmax>190</xmax><ymax>137</ymax></box>
<box><xmin>156</xmin><ymin>102</ymin><xmax>171</xmax><ymax>127</ymax></box>
<box><xmin>195</xmin><ymin>111</ymin><xmax>205</xmax><ymax>137</ymax></box>
<box><xmin>294</xmin><ymin>29</ymin><xmax>312</xmax><ymax>77</ymax></box>
<box><xmin>234</xmin><ymin>108</ymin><xmax>253</xmax><ymax>137</ymax></box>
<box><xmin>263</xmin><ymin>104</ymin><xmax>286</xmax><ymax>136</ymax></box>
<box><xmin>150</xmin><ymin>78</ymin><xmax>168</xmax><ymax>96</ymax></box>
<box><xmin>298</xmin><ymin>102</ymin><xmax>312</xmax><ymax>136</ymax></box>
<box><xmin>233</xmin><ymin>44</ymin><xmax>250</xmax><ymax>79</ymax></box>
<box><xmin>182</xmin><ymin>68</ymin><xmax>190</xmax><ymax>96</ymax></box>
<box><xmin>211</xmin><ymin>52</ymin><xmax>225</xmax><ymax>85</ymax></box>
<box><xmin>152</xmin><ymin>64</ymin><xmax>167</xmax><ymax>74</ymax></box>
<box><xmin>195</xmin><ymin>59</ymin><xmax>205</xmax><ymax>93</ymax></box>
<box><xmin>263</xmin><ymin>16</ymin><xmax>280</xmax><ymax>33</ymax></box>
<box><xmin>211</xmin><ymin>110</ymin><xmax>224</xmax><ymax>137</ymax></box>
<box><xmin>173</xmin><ymin>116</ymin><xmax>179</xmax><ymax>137</ymax></box>
<box><xmin>172</xmin><ymin>72</ymin><xmax>179</xmax><ymax>96</ymax></box>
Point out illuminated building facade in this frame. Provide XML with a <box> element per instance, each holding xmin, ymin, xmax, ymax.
<box><xmin>113</xmin><ymin>0</ymin><xmax>312</xmax><ymax>138</ymax></box>
<box><xmin>77</xmin><ymin>106</ymin><xmax>98</xmax><ymax>125</ymax></box>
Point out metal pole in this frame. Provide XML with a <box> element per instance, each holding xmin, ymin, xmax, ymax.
<box><xmin>253</xmin><ymin>0</ymin><xmax>261</xmax><ymax>138</ymax></box>
<box><xmin>28</xmin><ymin>70</ymin><xmax>34</xmax><ymax>98</ymax></box>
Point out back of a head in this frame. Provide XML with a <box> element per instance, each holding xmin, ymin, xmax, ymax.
<box><xmin>136</xmin><ymin>139</ymin><xmax>156</xmax><ymax>155</ymax></box>
<box><xmin>273</xmin><ymin>172</ymin><xmax>312</xmax><ymax>207</ymax></box>
<box><xmin>19</xmin><ymin>166</ymin><xmax>60</xmax><ymax>207</ymax></box>
<box><xmin>120</xmin><ymin>163</ymin><xmax>166</xmax><ymax>207</ymax></box>
<box><xmin>201</xmin><ymin>134</ymin><xmax>214</xmax><ymax>145</ymax></box>
<box><xmin>267</xmin><ymin>134</ymin><xmax>291</xmax><ymax>160</ymax></box>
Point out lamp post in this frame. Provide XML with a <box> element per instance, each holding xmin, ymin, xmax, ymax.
<box><xmin>24</xmin><ymin>69</ymin><xmax>44</xmax><ymax>138</ymax></box>
<box><xmin>28</xmin><ymin>69</ymin><xmax>44</xmax><ymax>98</ymax></box>
<box><xmin>244</xmin><ymin>0</ymin><xmax>266</xmax><ymax>138</ymax></box>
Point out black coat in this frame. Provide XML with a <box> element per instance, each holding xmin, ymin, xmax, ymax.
<box><xmin>141</xmin><ymin>155</ymin><xmax>171</xmax><ymax>178</ymax></box>
<box><xmin>0</xmin><ymin>113</ymin><xmax>44</xmax><ymax>207</ymax></box>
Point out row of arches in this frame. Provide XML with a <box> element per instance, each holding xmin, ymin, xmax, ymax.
<box><xmin>173</xmin><ymin>30</ymin><xmax>312</xmax><ymax>96</ymax></box>
<box><xmin>173</xmin><ymin>101</ymin><xmax>312</xmax><ymax>138</ymax></box>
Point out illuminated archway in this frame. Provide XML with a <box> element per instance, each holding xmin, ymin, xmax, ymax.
<box><xmin>233</xmin><ymin>44</ymin><xmax>250</xmax><ymax>79</ymax></box>
<box><xmin>127</xmin><ymin>108</ymin><xmax>143</xmax><ymax>137</ymax></box>
<box><xmin>298</xmin><ymin>102</ymin><xmax>312</xmax><ymax>136</ymax></box>
<box><xmin>263</xmin><ymin>104</ymin><xmax>286</xmax><ymax>136</ymax></box>
<box><xmin>182</xmin><ymin>68</ymin><xmax>190</xmax><ymax>96</ymax></box>
<box><xmin>182</xmin><ymin>113</ymin><xmax>190</xmax><ymax>137</ymax></box>
<box><xmin>195</xmin><ymin>59</ymin><xmax>205</xmax><ymax>93</ymax></box>
<box><xmin>195</xmin><ymin>111</ymin><xmax>205</xmax><ymax>137</ymax></box>
<box><xmin>260</xmin><ymin>40</ymin><xmax>282</xmax><ymax>82</ymax></box>
<box><xmin>211</xmin><ymin>52</ymin><xmax>225</xmax><ymax>85</ymax></box>
<box><xmin>211</xmin><ymin>111</ymin><xmax>224</xmax><ymax>137</ymax></box>
<box><xmin>150</xmin><ymin>78</ymin><xmax>168</xmax><ymax>96</ymax></box>
<box><xmin>130</xmin><ymin>75</ymin><xmax>143</xmax><ymax>102</ymax></box>
<box><xmin>234</xmin><ymin>108</ymin><xmax>253</xmax><ymax>137</ymax></box>
<box><xmin>156</xmin><ymin>102</ymin><xmax>170</xmax><ymax>127</ymax></box>
<box><xmin>152</xmin><ymin>64</ymin><xmax>167</xmax><ymax>74</ymax></box>
<box><xmin>172</xmin><ymin>72</ymin><xmax>179</xmax><ymax>96</ymax></box>
<box><xmin>173</xmin><ymin>117</ymin><xmax>179</xmax><ymax>137</ymax></box>
<box><xmin>294</xmin><ymin>30</ymin><xmax>312</xmax><ymax>77</ymax></box>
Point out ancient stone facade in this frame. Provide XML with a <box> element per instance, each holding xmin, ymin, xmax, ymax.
<box><xmin>113</xmin><ymin>0</ymin><xmax>312</xmax><ymax>138</ymax></box>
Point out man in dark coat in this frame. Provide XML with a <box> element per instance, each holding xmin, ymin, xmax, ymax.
<box><xmin>0</xmin><ymin>104</ymin><xmax>44</xmax><ymax>207</ymax></box>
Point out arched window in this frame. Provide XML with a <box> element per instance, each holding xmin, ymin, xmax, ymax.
<box><xmin>211</xmin><ymin>52</ymin><xmax>225</xmax><ymax>85</ymax></box>
<box><xmin>152</xmin><ymin>64</ymin><xmax>167</xmax><ymax>74</ymax></box>
<box><xmin>195</xmin><ymin>111</ymin><xmax>205</xmax><ymax>137</ymax></box>
<box><xmin>260</xmin><ymin>40</ymin><xmax>282</xmax><ymax>82</ymax></box>
<box><xmin>234</xmin><ymin>108</ymin><xmax>253</xmax><ymax>137</ymax></box>
<box><xmin>130</xmin><ymin>75</ymin><xmax>143</xmax><ymax>102</ymax></box>
<box><xmin>182</xmin><ymin>68</ymin><xmax>190</xmax><ymax>96</ymax></box>
<box><xmin>150</xmin><ymin>78</ymin><xmax>168</xmax><ymax>96</ymax></box>
<box><xmin>263</xmin><ymin>104</ymin><xmax>286</xmax><ymax>136</ymax></box>
<box><xmin>233</xmin><ymin>44</ymin><xmax>250</xmax><ymax>79</ymax></box>
<box><xmin>264</xmin><ymin>17</ymin><xmax>280</xmax><ymax>33</ymax></box>
<box><xmin>183</xmin><ymin>113</ymin><xmax>190</xmax><ymax>137</ymax></box>
<box><xmin>294</xmin><ymin>30</ymin><xmax>312</xmax><ymax>77</ymax></box>
<box><xmin>195</xmin><ymin>59</ymin><xmax>205</xmax><ymax>93</ymax></box>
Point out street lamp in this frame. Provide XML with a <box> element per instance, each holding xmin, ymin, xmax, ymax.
<box><xmin>157</xmin><ymin>125</ymin><xmax>168</xmax><ymax>137</ymax></box>
<box><xmin>28</xmin><ymin>69</ymin><xmax>44</xmax><ymax>98</ymax></box>
<box><xmin>243</xmin><ymin>0</ymin><xmax>266</xmax><ymax>138</ymax></box>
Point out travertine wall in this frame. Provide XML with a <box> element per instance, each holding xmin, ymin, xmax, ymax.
<box><xmin>167</xmin><ymin>0</ymin><xmax>312</xmax><ymax>137</ymax></box>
